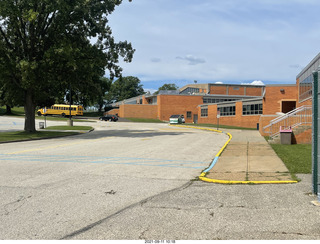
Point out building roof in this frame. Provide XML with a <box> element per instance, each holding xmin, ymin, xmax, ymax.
<box><xmin>296</xmin><ymin>52</ymin><xmax>320</xmax><ymax>79</ymax></box>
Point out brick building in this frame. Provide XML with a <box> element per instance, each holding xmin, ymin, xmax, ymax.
<box><xmin>108</xmin><ymin>53</ymin><xmax>320</xmax><ymax>144</ymax></box>
<box><xmin>110</xmin><ymin>82</ymin><xmax>297</xmax><ymax>128</ymax></box>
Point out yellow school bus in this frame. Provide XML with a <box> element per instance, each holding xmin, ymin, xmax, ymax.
<box><xmin>37</xmin><ymin>104</ymin><xmax>83</xmax><ymax>117</ymax></box>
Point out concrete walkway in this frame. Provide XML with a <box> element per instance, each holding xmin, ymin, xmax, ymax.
<box><xmin>205</xmin><ymin>129</ymin><xmax>294</xmax><ymax>182</ymax></box>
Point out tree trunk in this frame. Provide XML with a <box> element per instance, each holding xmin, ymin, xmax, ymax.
<box><xmin>5</xmin><ymin>105</ymin><xmax>12</xmax><ymax>115</ymax></box>
<box><xmin>24</xmin><ymin>90</ymin><xmax>36</xmax><ymax>132</ymax></box>
<box><xmin>98</xmin><ymin>103</ymin><xmax>103</xmax><ymax>113</ymax></box>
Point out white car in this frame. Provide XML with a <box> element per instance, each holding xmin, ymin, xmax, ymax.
<box><xmin>169</xmin><ymin>114</ymin><xmax>185</xmax><ymax>124</ymax></box>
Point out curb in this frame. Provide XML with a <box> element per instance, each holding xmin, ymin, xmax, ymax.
<box><xmin>171</xmin><ymin>124</ymin><xmax>298</xmax><ymax>184</ymax></box>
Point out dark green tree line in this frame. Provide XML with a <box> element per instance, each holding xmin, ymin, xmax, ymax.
<box><xmin>106</xmin><ymin>76</ymin><xmax>144</xmax><ymax>103</ymax></box>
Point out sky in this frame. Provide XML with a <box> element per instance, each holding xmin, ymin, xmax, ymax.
<box><xmin>108</xmin><ymin>0</ymin><xmax>320</xmax><ymax>93</ymax></box>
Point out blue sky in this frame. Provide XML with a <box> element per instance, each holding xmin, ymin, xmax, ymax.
<box><xmin>108</xmin><ymin>0</ymin><xmax>320</xmax><ymax>93</ymax></box>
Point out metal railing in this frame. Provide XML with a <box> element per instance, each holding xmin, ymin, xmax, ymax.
<box><xmin>263</xmin><ymin>105</ymin><xmax>312</xmax><ymax>139</ymax></box>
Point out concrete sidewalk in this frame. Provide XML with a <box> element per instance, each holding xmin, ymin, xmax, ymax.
<box><xmin>205</xmin><ymin>129</ymin><xmax>294</xmax><ymax>182</ymax></box>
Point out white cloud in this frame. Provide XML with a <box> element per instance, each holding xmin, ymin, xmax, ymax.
<box><xmin>108</xmin><ymin>0</ymin><xmax>320</xmax><ymax>89</ymax></box>
<box><xmin>241</xmin><ymin>80</ymin><xmax>265</xmax><ymax>86</ymax></box>
<box><xmin>176</xmin><ymin>55</ymin><xmax>206</xmax><ymax>65</ymax></box>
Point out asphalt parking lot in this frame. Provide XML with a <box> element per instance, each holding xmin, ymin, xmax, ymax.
<box><xmin>0</xmin><ymin>117</ymin><xmax>320</xmax><ymax>240</ymax></box>
<box><xmin>0</xmin><ymin>117</ymin><xmax>228</xmax><ymax>239</ymax></box>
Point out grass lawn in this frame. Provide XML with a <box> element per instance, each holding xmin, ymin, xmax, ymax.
<box><xmin>126</xmin><ymin>118</ymin><xmax>165</xmax><ymax>123</ymax></box>
<box><xmin>0</xmin><ymin>106</ymin><xmax>25</xmax><ymax>116</ymax></box>
<box><xmin>0</xmin><ymin>131</ymin><xmax>79</xmax><ymax>143</ymax></box>
<box><xmin>269</xmin><ymin>144</ymin><xmax>312</xmax><ymax>179</ymax></box>
<box><xmin>44</xmin><ymin>125</ymin><xmax>93</xmax><ymax>131</ymax></box>
<box><xmin>36</xmin><ymin>116</ymin><xmax>96</xmax><ymax>123</ymax></box>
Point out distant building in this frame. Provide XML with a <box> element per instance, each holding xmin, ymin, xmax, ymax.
<box><xmin>106</xmin><ymin>53</ymin><xmax>320</xmax><ymax>144</ymax></box>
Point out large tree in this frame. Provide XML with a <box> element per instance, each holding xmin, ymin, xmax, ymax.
<box><xmin>106</xmin><ymin>76</ymin><xmax>144</xmax><ymax>102</ymax></box>
<box><xmin>0</xmin><ymin>0</ymin><xmax>134</xmax><ymax>132</ymax></box>
<box><xmin>154</xmin><ymin>83</ymin><xmax>179</xmax><ymax>94</ymax></box>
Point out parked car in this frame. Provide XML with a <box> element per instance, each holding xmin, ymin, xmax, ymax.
<box><xmin>99</xmin><ymin>114</ymin><xmax>118</xmax><ymax>122</ymax></box>
<box><xmin>169</xmin><ymin>114</ymin><xmax>183</xmax><ymax>124</ymax></box>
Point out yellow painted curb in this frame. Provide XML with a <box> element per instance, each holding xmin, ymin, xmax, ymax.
<box><xmin>170</xmin><ymin>124</ymin><xmax>298</xmax><ymax>185</ymax></box>
<box><xmin>199</xmin><ymin>172</ymin><xmax>297</xmax><ymax>184</ymax></box>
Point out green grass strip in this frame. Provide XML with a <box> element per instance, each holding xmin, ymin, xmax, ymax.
<box><xmin>0</xmin><ymin>131</ymin><xmax>79</xmax><ymax>142</ymax></box>
<box><xmin>36</xmin><ymin>117</ymin><xmax>96</xmax><ymax>123</ymax></box>
<box><xmin>269</xmin><ymin>144</ymin><xmax>312</xmax><ymax>175</ymax></box>
<box><xmin>44</xmin><ymin>125</ymin><xmax>93</xmax><ymax>131</ymax></box>
<box><xmin>126</xmin><ymin>118</ymin><xmax>165</xmax><ymax>123</ymax></box>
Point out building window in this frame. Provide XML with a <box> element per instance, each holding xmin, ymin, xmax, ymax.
<box><xmin>299</xmin><ymin>74</ymin><xmax>313</xmax><ymax>102</ymax></box>
<box><xmin>186</xmin><ymin>111</ymin><xmax>192</xmax><ymax>118</ymax></box>
<box><xmin>243</xmin><ymin>103</ymin><xmax>263</xmax><ymax>115</ymax></box>
<box><xmin>180</xmin><ymin>87</ymin><xmax>200</xmax><ymax>95</ymax></box>
<box><xmin>218</xmin><ymin>106</ymin><xmax>236</xmax><ymax>116</ymax></box>
<box><xmin>203</xmin><ymin>98</ymin><xmax>237</xmax><ymax>103</ymax></box>
<box><xmin>201</xmin><ymin>108</ymin><xmax>208</xmax><ymax>117</ymax></box>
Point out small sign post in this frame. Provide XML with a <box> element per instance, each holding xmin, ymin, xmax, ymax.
<box><xmin>217</xmin><ymin>110</ymin><xmax>220</xmax><ymax>130</ymax></box>
<box><xmin>43</xmin><ymin>108</ymin><xmax>47</xmax><ymax>128</ymax></box>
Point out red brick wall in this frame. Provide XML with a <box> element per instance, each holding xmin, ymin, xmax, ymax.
<box><xmin>298</xmin><ymin>98</ymin><xmax>312</xmax><ymax>107</ymax></box>
<box><xmin>263</xmin><ymin>86</ymin><xmax>298</xmax><ymax>115</ymax></box>
<box><xmin>293</xmin><ymin>128</ymin><xmax>312</xmax><ymax>144</ymax></box>
<box><xmin>104</xmin><ymin>109</ymin><xmax>119</xmax><ymax>116</ymax></box>
<box><xmin>228</xmin><ymin>87</ymin><xmax>245</xmax><ymax>95</ymax></box>
<box><xmin>246</xmin><ymin>87</ymin><xmax>263</xmax><ymax>96</ymax></box>
<box><xmin>210</xmin><ymin>86</ymin><xmax>227</xmax><ymax>95</ymax></box>
<box><xmin>142</xmin><ymin>96</ymin><xmax>148</xmax><ymax>105</ymax></box>
<box><xmin>158</xmin><ymin>95</ymin><xmax>203</xmax><ymax>123</ymax></box>
<box><xmin>119</xmin><ymin>104</ymin><xmax>158</xmax><ymax>119</ymax></box>
<box><xmin>198</xmin><ymin>101</ymin><xmax>260</xmax><ymax>129</ymax></box>
<box><xmin>209</xmin><ymin>85</ymin><xmax>263</xmax><ymax>96</ymax></box>
<box><xmin>258</xmin><ymin>115</ymin><xmax>279</xmax><ymax>136</ymax></box>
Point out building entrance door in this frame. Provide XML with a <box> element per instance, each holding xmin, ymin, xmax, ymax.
<box><xmin>282</xmin><ymin>101</ymin><xmax>296</xmax><ymax>113</ymax></box>
<box><xmin>193</xmin><ymin>114</ymin><xmax>198</xmax><ymax>124</ymax></box>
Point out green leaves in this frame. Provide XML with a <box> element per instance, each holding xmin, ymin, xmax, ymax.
<box><xmin>23</xmin><ymin>9</ymin><xmax>39</xmax><ymax>22</ymax></box>
<box><xmin>0</xmin><ymin>0</ymin><xmax>135</xmax><ymax>131</ymax></box>
<box><xmin>106</xmin><ymin>76</ymin><xmax>144</xmax><ymax>103</ymax></box>
<box><xmin>154</xmin><ymin>83</ymin><xmax>179</xmax><ymax>95</ymax></box>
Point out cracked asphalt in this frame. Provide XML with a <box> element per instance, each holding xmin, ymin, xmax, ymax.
<box><xmin>64</xmin><ymin>174</ymin><xmax>320</xmax><ymax>240</ymax></box>
<box><xmin>1</xmin><ymin>117</ymin><xmax>320</xmax><ymax>240</ymax></box>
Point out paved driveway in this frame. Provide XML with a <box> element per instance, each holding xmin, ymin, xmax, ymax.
<box><xmin>0</xmin><ymin>118</ymin><xmax>228</xmax><ymax>239</ymax></box>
